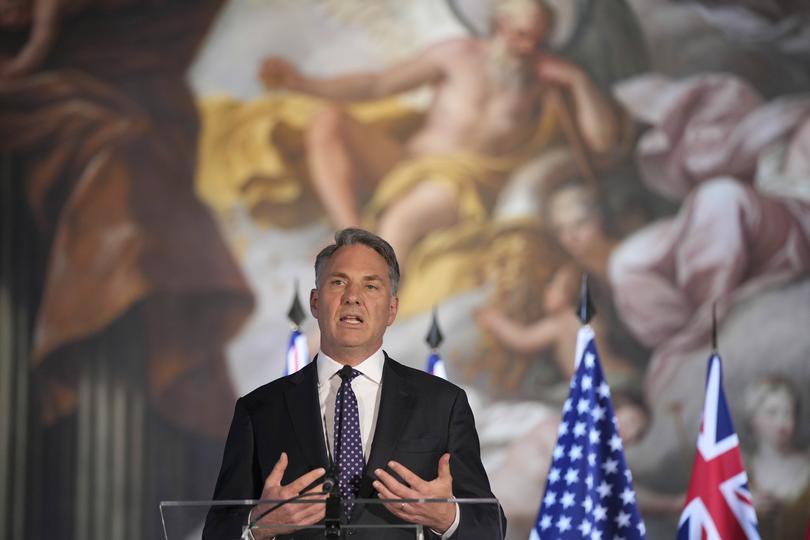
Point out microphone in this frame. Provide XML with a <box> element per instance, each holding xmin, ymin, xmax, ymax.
<box><xmin>321</xmin><ymin>414</ymin><xmax>339</xmax><ymax>494</ymax></box>
<box><xmin>322</xmin><ymin>413</ymin><xmax>341</xmax><ymax>538</ymax></box>
<box><xmin>244</xmin><ymin>415</ymin><xmax>340</xmax><ymax>538</ymax></box>
<box><xmin>322</xmin><ymin>474</ymin><xmax>337</xmax><ymax>494</ymax></box>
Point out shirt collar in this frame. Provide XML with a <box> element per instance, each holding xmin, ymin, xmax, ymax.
<box><xmin>317</xmin><ymin>347</ymin><xmax>385</xmax><ymax>386</ymax></box>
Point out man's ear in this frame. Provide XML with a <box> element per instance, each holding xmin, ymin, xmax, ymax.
<box><xmin>387</xmin><ymin>295</ymin><xmax>399</xmax><ymax>326</ymax></box>
<box><xmin>310</xmin><ymin>288</ymin><xmax>319</xmax><ymax>318</ymax></box>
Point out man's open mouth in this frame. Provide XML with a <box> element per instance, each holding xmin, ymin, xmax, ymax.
<box><xmin>339</xmin><ymin>314</ymin><xmax>364</xmax><ymax>324</ymax></box>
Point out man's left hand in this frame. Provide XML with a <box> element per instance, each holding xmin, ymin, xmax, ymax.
<box><xmin>373</xmin><ymin>453</ymin><xmax>456</xmax><ymax>534</ymax></box>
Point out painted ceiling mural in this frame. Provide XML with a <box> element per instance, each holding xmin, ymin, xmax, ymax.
<box><xmin>1</xmin><ymin>0</ymin><xmax>809</xmax><ymax>539</ymax></box>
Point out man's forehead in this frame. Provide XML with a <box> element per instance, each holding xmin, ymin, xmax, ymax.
<box><xmin>324</xmin><ymin>244</ymin><xmax>391</xmax><ymax>278</ymax></box>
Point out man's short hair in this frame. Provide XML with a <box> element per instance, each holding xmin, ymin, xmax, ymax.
<box><xmin>314</xmin><ymin>228</ymin><xmax>401</xmax><ymax>295</ymax></box>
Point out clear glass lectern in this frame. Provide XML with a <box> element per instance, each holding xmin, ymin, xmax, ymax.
<box><xmin>160</xmin><ymin>497</ymin><xmax>504</xmax><ymax>539</ymax></box>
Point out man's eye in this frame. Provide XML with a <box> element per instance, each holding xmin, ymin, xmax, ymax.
<box><xmin>331</xmin><ymin>279</ymin><xmax>344</xmax><ymax>286</ymax></box>
<box><xmin>366</xmin><ymin>284</ymin><xmax>379</xmax><ymax>290</ymax></box>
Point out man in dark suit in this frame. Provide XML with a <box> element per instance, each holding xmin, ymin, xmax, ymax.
<box><xmin>203</xmin><ymin>228</ymin><xmax>505</xmax><ymax>539</ymax></box>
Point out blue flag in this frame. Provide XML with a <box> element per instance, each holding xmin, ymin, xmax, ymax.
<box><xmin>284</xmin><ymin>328</ymin><xmax>309</xmax><ymax>375</ymax></box>
<box><xmin>531</xmin><ymin>325</ymin><xmax>646</xmax><ymax>539</ymax></box>
<box><xmin>426</xmin><ymin>352</ymin><xmax>448</xmax><ymax>380</ymax></box>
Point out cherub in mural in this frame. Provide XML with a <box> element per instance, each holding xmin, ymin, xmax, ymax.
<box><xmin>743</xmin><ymin>376</ymin><xmax>810</xmax><ymax>539</ymax></box>
<box><xmin>467</xmin><ymin>176</ymin><xmax>647</xmax><ymax>397</ymax></box>
<box><xmin>258</xmin><ymin>0</ymin><xmax>620</xmax><ymax>262</ymax></box>
<box><xmin>476</xmin><ymin>263</ymin><xmax>581</xmax><ymax>370</ymax></box>
<box><xmin>542</xmin><ymin>180</ymin><xmax>648</xmax><ymax>366</ymax></box>
<box><xmin>476</xmin><ymin>262</ymin><xmax>638</xmax><ymax>390</ymax></box>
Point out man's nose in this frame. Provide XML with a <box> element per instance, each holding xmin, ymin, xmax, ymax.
<box><xmin>342</xmin><ymin>284</ymin><xmax>361</xmax><ymax>303</ymax></box>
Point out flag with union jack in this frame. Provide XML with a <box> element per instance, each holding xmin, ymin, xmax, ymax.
<box><xmin>284</xmin><ymin>328</ymin><xmax>309</xmax><ymax>375</ymax></box>
<box><xmin>677</xmin><ymin>353</ymin><xmax>760</xmax><ymax>540</ymax></box>
<box><xmin>531</xmin><ymin>325</ymin><xmax>646</xmax><ymax>539</ymax></box>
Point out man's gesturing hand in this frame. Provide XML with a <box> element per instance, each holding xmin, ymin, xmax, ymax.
<box><xmin>252</xmin><ymin>452</ymin><xmax>327</xmax><ymax>539</ymax></box>
<box><xmin>372</xmin><ymin>453</ymin><xmax>456</xmax><ymax>534</ymax></box>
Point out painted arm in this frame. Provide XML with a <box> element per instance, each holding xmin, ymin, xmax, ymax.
<box><xmin>536</xmin><ymin>52</ymin><xmax>619</xmax><ymax>156</ymax></box>
<box><xmin>476</xmin><ymin>307</ymin><xmax>562</xmax><ymax>355</ymax></box>
<box><xmin>259</xmin><ymin>42</ymin><xmax>447</xmax><ymax>102</ymax></box>
<box><xmin>1</xmin><ymin>0</ymin><xmax>62</xmax><ymax>78</ymax></box>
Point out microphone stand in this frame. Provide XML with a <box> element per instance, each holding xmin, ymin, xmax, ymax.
<box><xmin>323</xmin><ymin>412</ymin><xmax>341</xmax><ymax>538</ymax></box>
<box><xmin>323</xmin><ymin>480</ymin><xmax>341</xmax><ymax>538</ymax></box>
<box><xmin>243</xmin><ymin>412</ymin><xmax>342</xmax><ymax>539</ymax></box>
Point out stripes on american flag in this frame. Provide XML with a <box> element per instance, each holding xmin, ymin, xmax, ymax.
<box><xmin>532</xmin><ymin>325</ymin><xmax>646</xmax><ymax>540</ymax></box>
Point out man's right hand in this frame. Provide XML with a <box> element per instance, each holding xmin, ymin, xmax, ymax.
<box><xmin>251</xmin><ymin>452</ymin><xmax>328</xmax><ymax>539</ymax></box>
<box><xmin>259</xmin><ymin>57</ymin><xmax>303</xmax><ymax>91</ymax></box>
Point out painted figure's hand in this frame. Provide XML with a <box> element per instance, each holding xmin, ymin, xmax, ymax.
<box><xmin>259</xmin><ymin>57</ymin><xmax>304</xmax><ymax>91</ymax></box>
<box><xmin>536</xmin><ymin>52</ymin><xmax>585</xmax><ymax>88</ymax></box>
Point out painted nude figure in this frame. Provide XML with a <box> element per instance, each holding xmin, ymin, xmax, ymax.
<box><xmin>259</xmin><ymin>0</ymin><xmax>619</xmax><ymax>261</ymax></box>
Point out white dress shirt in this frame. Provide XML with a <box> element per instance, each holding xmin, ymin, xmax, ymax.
<box><xmin>317</xmin><ymin>350</ymin><xmax>384</xmax><ymax>461</ymax></box>
<box><xmin>316</xmin><ymin>349</ymin><xmax>459</xmax><ymax>539</ymax></box>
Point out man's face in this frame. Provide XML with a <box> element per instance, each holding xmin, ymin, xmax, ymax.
<box><xmin>495</xmin><ymin>7</ymin><xmax>549</xmax><ymax>57</ymax></box>
<box><xmin>310</xmin><ymin>244</ymin><xmax>399</xmax><ymax>364</ymax></box>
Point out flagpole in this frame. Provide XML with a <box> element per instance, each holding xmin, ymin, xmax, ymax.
<box><xmin>676</xmin><ymin>319</ymin><xmax>761</xmax><ymax>539</ymax></box>
<box><xmin>285</xmin><ymin>280</ymin><xmax>309</xmax><ymax>375</ymax></box>
<box><xmin>531</xmin><ymin>273</ymin><xmax>646</xmax><ymax>539</ymax></box>
<box><xmin>425</xmin><ymin>306</ymin><xmax>448</xmax><ymax>380</ymax></box>
<box><xmin>576</xmin><ymin>273</ymin><xmax>596</xmax><ymax>325</ymax></box>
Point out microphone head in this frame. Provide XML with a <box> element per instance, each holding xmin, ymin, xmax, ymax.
<box><xmin>322</xmin><ymin>465</ymin><xmax>339</xmax><ymax>493</ymax></box>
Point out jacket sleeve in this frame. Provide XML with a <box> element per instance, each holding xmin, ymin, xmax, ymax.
<box><xmin>446</xmin><ymin>388</ymin><xmax>507</xmax><ymax>540</ymax></box>
<box><xmin>203</xmin><ymin>399</ymin><xmax>263</xmax><ymax>540</ymax></box>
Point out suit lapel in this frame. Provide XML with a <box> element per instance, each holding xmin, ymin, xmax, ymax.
<box><xmin>358</xmin><ymin>354</ymin><xmax>413</xmax><ymax>499</ymax></box>
<box><xmin>283</xmin><ymin>359</ymin><xmax>329</xmax><ymax>470</ymax></box>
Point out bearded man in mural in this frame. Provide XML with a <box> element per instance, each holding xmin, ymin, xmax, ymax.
<box><xmin>258</xmin><ymin>0</ymin><xmax>620</xmax><ymax>265</ymax></box>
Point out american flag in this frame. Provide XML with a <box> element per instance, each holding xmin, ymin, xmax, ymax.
<box><xmin>426</xmin><ymin>352</ymin><xmax>448</xmax><ymax>380</ymax></box>
<box><xmin>284</xmin><ymin>328</ymin><xmax>309</xmax><ymax>375</ymax></box>
<box><xmin>677</xmin><ymin>354</ymin><xmax>760</xmax><ymax>540</ymax></box>
<box><xmin>531</xmin><ymin>325</ymin><xmax>646</xmax><ymax>540</ymax></box>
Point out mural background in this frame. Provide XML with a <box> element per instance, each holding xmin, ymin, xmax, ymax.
<box><xmin>1</xmin><ymin>0</ymin><xmax>809</xmax><ymax>539</ymax></box>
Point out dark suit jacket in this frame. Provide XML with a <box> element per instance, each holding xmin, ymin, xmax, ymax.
<box><xmin>202</xmin><ymin>353</ymin><xmax>506</xmax><ymax>539</ymax></box>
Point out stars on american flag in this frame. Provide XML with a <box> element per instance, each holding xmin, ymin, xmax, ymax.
<box><xmin>531</xmin><ymin>326</ymin><xmax>646</xmax><ymax>540</ymax></box>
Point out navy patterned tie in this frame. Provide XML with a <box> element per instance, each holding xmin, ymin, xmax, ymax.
<box><xmin>335</xmin><ymin>366</ymin><xmax>364</xmax><ymax>520</ymax></box>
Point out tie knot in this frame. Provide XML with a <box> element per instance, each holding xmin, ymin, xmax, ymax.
<box><xmin>338</xmin><ymin>365</ymin><xmax>360</xmax><ymax>382</ymax></box>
